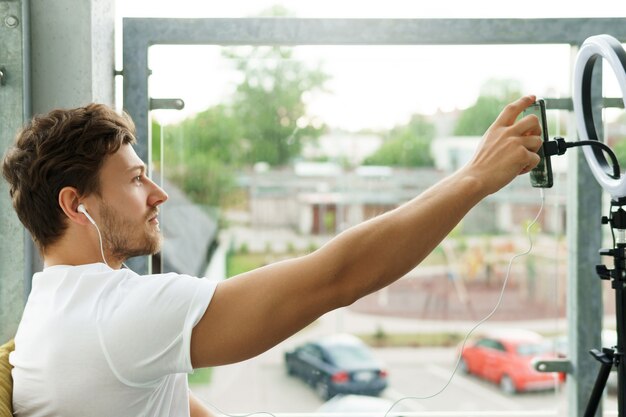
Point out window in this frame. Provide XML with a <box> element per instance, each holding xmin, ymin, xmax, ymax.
<box><xmin>149</xmin><ymin>42</ymin><xmax>572</xmax><ymax>415</ymax></box>
<box><xmin>119</xmin><ymin>11</ymin><xmax>626</xmax><ymax>416</ymax></box>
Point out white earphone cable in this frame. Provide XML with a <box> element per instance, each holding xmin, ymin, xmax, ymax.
<box><xmin>92</xmin><ymin>221</ymin><xmax>109</xmax><ymax>267</ymax></box>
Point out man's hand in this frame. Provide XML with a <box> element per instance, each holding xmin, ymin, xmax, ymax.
<box><xmin>463</xmin><ymin>95</ymin><xmax>543</xmax><ymax>196</ymax></box>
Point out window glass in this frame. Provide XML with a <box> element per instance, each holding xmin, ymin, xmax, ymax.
<box><xmin>326</xmin><ymin>344</ymin><xmax>376</xmax><ymax>367</ymax></box>
<box><xmin>146</xmin><ymin>39</ymin><xmax>622</xmax><ymax>416</ymax></box>
<box><xmin>492</xmin><ymin>341</ymin><xmax>506</xmax><ymax>352</ymax></box>
<box><xmin>476</xmin><ymin>339</ymin><xmax>492</xmax><ymax>348</ymax></box>
<box><xmin>517</xmin><ymin>342</ymin><xmax>551</xmax><ymax>357</ymax></box>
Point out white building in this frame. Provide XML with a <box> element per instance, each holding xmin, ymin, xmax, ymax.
<box><xmin>302</xmin><ymin>131</ymin><xmax>383</xmax><ymax>166</ymax></box>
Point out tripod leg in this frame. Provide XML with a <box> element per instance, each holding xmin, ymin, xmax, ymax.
<box><xmin>584</xmin><ymin>348</ymin><xmax>614</xmax><ymax>417</ymax></box>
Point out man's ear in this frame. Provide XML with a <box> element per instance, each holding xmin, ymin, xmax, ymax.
<box><xmin>58</xmin><ymin>186</ymin><xmax>91</xmax><ymax>226</ymax></box>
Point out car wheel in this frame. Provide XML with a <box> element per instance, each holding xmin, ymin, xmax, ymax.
<box><xmin>459</xmin><ymin>357</ymin><xmax>470</xmax><ymax>374</ymax></box>
<box><xmin>500</xmin><ymin>375</ymin><xmax>516</xmax><ymax>395</ymax></box>
<box><xmin>315</xmin><ymin>380</ymin><xmax>331</xmax><ymax>400</ymax></box>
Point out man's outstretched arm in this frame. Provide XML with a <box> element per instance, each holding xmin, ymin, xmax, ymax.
<box><xmin>191</xmin><ymin>95</ymin><xmax>542</xmax><ymax>368</ymax></box>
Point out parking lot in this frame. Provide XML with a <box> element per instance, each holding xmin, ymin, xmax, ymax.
<box><xmin>187</xmin><ymin>305</ymin><xmax>618</xmax><ymax>416</ymax></box>
<box><xmin>192</xmin><ymin>343</ymin><xmax>618</xmax><ymax>416</ymax></box>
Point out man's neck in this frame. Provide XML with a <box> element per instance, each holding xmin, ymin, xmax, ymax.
<box><xmin>44</xmin><ymin>243</ymin><xmax>122</xmax><ymax>269</ymax></box>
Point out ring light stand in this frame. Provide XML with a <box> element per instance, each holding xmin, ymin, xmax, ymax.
<box><xmin>572</xmin><ymin>34</ymin><xmax>626</xmax><ymax>417</ymax></box>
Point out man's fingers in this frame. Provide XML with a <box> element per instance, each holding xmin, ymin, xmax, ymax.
<box><xmin>518</xmin><ymin>134</ymin><xmax>543</xmax><ymax>153</ymax></box>
<box><xmin>520</xmin><ymin>152</ymin><xmax>542</xmax><ymax>174</ymax></box>
<box><xmin>513</xmin><ymin>114</ymin><xmax>543</xmax><ymax>137</ymax></box>
<box><xmin>493</xmin><ymin>95</ymin><xmax>536</xmax><ymax>127</ymax></box>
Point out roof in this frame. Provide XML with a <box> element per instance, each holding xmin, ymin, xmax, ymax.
<box><xmin>159</xmin><ymin>177</ymin><xmax>219</xmax><ymax>276</ymax></box>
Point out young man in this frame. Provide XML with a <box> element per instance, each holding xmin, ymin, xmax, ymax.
<box><xmin>2</xmin><ymin>96</ymin><xmax>542</xmax><ymax>417</ymax></box>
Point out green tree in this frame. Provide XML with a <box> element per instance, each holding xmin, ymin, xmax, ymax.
<box><xmin>225</xmin><ymin>45</ymin><xmax>329</xmax><ymax>165</ymax></box>
<box><xmin>166</xmin><ymin>105</ymin><xmax>243</xmax><ymax>164</ymax></box>
<box><xmin>158</xmin><ymin>106</ymin><xmax>243</xmax><ymax>207</ymax></box>
<box><xmin>151</xmin><ymin>119</ymin><xmax>162</xmax><ymax>169</ymax></box>
<box><xmin>614</xmin><ymin>140</ymin><xmax>626</xmax><ymax>173</ymax></box>
<box><xmin>156</xmin><ymin>28</ymin><xmax>330</xmax><ymax>206</ymax></box>
<box><xmin>454</xmin><ymin>79</ymin><xmax>521</xmax><ymax>136</ymax></box>
<box><xmin>364</xmin><ymin>114</ymin><xmax>435</xmax><ymax>167</ymax></box>
<box><xmin>610</xmin><ymin>112</ymin><xmax>626</xmax><ymax>172</ymax></box>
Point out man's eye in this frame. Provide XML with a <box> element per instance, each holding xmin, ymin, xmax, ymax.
<box><xmin>134</xmin><ymin>176</ymin><xmax>142</xmax><ymax>184</ymax></box>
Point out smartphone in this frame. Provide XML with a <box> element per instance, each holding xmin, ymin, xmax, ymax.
<box><xmin>523</xmin><ymin>99</ymin><xmax>553</xmax><ymax>188</ymax></box>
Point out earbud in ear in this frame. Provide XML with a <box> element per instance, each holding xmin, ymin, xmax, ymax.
<box><xmin>77</xmin><ymin>204</ymin><xmax>96</xmax><ymax>225</ymax></box>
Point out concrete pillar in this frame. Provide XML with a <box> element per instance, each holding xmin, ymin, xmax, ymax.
<box><xmin>0</xmin><ymin>0</ymin><xmax>114</xmax><ymax>342</ymax></box>
<box><xmin>30</xmin><ymin>0</ymin><xmax>114</xmax><ymax>112</ymax></box>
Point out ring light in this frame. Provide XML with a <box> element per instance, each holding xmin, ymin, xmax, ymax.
<box><xmin>573</xmin><ymin>34</ymin><xmax>626</xmax><ymax>198</ymax></box>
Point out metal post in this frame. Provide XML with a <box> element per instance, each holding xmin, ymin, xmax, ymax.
<box><xmin>122</xmin><ymin>22</ymin><xmax>150</xmax><ymax>274</ymax></box>
<box><xmin>567</xmin><ymin>50</ymin><xmax>604</xmax><ymax>417</ymax></box>
<box><xmin>0</xmin><ymin>0</ymin><xmax>28</xmax><ymax>343</ymax></box>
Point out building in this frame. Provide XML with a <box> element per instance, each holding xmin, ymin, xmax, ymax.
<box><xmin>242</xmin><ymin>159</ymin><xmax>566</xmax><ymax>236</ymax></box>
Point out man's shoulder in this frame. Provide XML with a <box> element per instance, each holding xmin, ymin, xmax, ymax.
<box><xmin>35</xmin><ymin>263</ymin><xmax>129</xmax><ymax>283</ymax></box>
<box><xmin>33</xmin><ymin>263</ymin><xmax>213</xmax><ymax>302</ymax></box>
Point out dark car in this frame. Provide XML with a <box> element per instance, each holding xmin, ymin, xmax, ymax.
<box><xmin>284</xmin><ymin>334</ymin><xmax>388</xmax><ymax>400</ymax></box>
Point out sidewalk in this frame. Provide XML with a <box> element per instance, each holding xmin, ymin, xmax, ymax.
<box><xmin>326</xmin><ymin>308</ymin><xmax>568</xmax><ymax>335</ymax></box>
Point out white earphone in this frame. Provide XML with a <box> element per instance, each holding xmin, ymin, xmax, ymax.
<box><xmin>77</xmin><ymin>203</ymin><xmax>109</xmax><ymax>266</ymax></box>
<box><xmin>77</xmin><ymin>204</ymin><xmax>96</xmax><ymax>225</ymax></box>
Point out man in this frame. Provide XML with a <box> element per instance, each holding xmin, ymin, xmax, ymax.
<box><xmin>2</xmin><ymin>96</ymin><xmax>542</xmax><ymax>417</ymax></box>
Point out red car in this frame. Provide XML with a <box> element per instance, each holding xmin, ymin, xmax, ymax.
<box><xmin>459</xmin><ymin>329</ymin><xmax>563</xmax><ymax>394</ymax></box>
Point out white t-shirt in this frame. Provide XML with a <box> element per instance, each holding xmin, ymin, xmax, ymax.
<box><xmin>9</xmin><ymin>263</ymin><xmax>217</xmax><ymax>417</ymax></box>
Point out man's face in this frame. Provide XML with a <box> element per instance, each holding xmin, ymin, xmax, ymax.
<box><xmin>99</xmin><ymin>198</ymin><xmax>162</xmax><ymax>261</ymax></box>
<box><xmin>85</xmin><ymin>144</ymin><xmax>168</xmax><ymax>262</ymax></box>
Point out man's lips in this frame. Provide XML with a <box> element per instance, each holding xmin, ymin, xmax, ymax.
<box><xmin>147</xmin><ymin>211</ymin><xmax>159</xmax><ymax>223</ymax></box>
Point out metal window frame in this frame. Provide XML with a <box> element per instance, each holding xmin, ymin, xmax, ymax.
<box><xmin>122</xmin><ymin>17</ymin><xmax>626</xmax><ymax>416</ymax></box>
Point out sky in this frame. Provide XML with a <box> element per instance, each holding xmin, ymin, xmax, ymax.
<box><xmin>115</xmin><ymin>0</ymin><xmax>626</xmax><ymax>130</ymax></box>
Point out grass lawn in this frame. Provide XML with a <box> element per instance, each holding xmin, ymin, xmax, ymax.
<box><xmin>188</xmin><ymin>367</ymin><xmax>213</xmax><ymax>385</ymax></box>
<box><xmin>358</xmin><ymin>332</ymin><xmax>464</xmax><ymax>348</ymax></box>
<box><xmin>227</xmin><ymin>253</ymin><xmax>268</xmax><ymax>277</ymax></box>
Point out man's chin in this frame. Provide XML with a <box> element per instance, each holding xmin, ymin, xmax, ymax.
<box><xmin>142</xmin><ymin>237</ymin><xmax>163</xmax><ymax>257</ymax></box>
<box><xmin>117</xmin><ymin>235</ymin><xmax>163</xmax><ymax>261</ymax></box>
<box><xmin>143</xmin><ymin>227</ymin><xmax>162</xmax><ymax>249</ymax></box>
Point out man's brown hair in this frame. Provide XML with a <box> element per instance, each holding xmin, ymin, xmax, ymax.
<box><xmin>2</xmin><ymin>104</ymin><xmax>136</xmax><ymax>251</ymax></box>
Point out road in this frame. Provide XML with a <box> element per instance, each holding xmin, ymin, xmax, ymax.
<box><xmin>190</xmin><ymin>309</ymin><xmax>618</xmax><ymax>416</ymax></box>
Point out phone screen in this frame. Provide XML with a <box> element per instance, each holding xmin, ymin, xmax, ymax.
<box><xmin>523</xmin><ymin>99</ymin><xmax>553</xmax><ymax>188</ymax></box>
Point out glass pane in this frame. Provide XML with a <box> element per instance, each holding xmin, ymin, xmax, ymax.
<box><xmin>146</xmin><ymin>42</ymin><xmax>621</xmax><ymax>416</ymax></box>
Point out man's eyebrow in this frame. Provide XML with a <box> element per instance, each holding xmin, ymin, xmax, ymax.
<box><xmin>127</xmin><ymin>164</ymin><xmax>146</xmax><ymax>174</ymax></box>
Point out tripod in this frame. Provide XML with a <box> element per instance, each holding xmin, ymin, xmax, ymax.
<box><xmin>585</xmin><ymin>198</ymin><xmax>626</xmax><ymax>417</ymax></box>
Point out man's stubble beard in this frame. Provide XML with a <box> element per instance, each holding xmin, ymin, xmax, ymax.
<box><xmin>99</xmin><ymin>202</ymin><xmax>162</xmax><ymax>262</ymax></box>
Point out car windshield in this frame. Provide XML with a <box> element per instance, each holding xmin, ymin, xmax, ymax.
<box><xmin>516</xmin><ymin>342</ymin><xmax>551</xmax><ymax>356</ymax></box>
<box><xmin>327</xmin><ymin>344</ymin><xmax>376</xmax><ymax>368</ymax></box>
